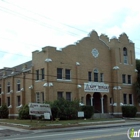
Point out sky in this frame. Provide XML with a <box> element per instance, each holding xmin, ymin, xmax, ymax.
<box><xmin>0</xmin><ymin>0</ymin><xmax>140</xmax><ymax>68</ymax></box>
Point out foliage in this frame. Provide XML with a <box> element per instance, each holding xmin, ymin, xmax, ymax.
<box><xmin>134</xmin><ymin>59</ymin><xmax>140</xmax><ymax>102</ymax></box>
<box><xmin>80</xmin><ymin>106</ymin><xmax>94</xmax><ymax>118</ymax></box>
<box><xmin>47</xmin><ymin>98</ymin><xmax>80</xmax><ymax>120</ymax></box>
<box><xmin>18</xmin><ymin>104</ymin><xmax>30</xmax><ymax>119</ymax></box>
<box><xmin>122</xmin><ymin>106</ymin><xmax>137</xmax><ymax>118</ymax></box>
<box><xmin>0</xmin><ymin>104</ymin><xmax>9</xmax><ymax>118</ymax></box>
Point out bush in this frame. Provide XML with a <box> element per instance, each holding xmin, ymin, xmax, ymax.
<box><xmin>122</xmin><ymin>106</ymin><xmax>137</xmax><ymax>118</ymax></box>
<box><xmin>0</xmin><ymin>104</ymin><xmax>9</xmax><ymax>118</ymax></box>
<box><xmin>49</xmin><ymin>98</ymin><xmax>80</xmax><ymax>120</ymax></box>
<box><xmin>80</xmin><ymin>106</ymin><xmax>94</xmax><ymax>118</ymax></box>
<box><xmin>18</xmin><ymin>104</ymin><xmax>30</xmax><ymax>119</ymax></box>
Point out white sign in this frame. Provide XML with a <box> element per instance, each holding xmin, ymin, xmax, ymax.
<box><xmin>29</xmin><ymin>103</ymin><xmax>51</xmax><ymax>116</ymax></box>
<box><xmin>44</xmin><ymin>113</ymin><xmax>50</xmax><ymax>120</ymax></box>
<box><xmin>78</xmin><ymin>111</ymin><xmax>84</xmax><ymax>117</ymax></box>
<box><xmin>84</xmin><ymin>82</ymin><xmax>109</xmax><ymax>93</ymax></box>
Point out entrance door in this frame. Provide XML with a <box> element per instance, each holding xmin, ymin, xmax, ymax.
<box><xmin>93</xmin><ymin>92</ymin><xmax>101</xmax><ymax>113</ymax></box>
<box><xmin>86</xmin><ymin>94</ymin><xmax>91</xmax><ymax>105</ymax></box>
<box><xmin>103</xmin><ymin>95</ymin><xmax>108</xmax><ymax>113</ymax></box>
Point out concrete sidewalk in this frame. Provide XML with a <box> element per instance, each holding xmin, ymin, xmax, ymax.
<box><xmin>32</xmin><ymin>119</ymin><xmax>140</xmax><ymax>133</ymax></box>
<box><xmin>0</xmin><ymin>119</ymin><xmax>140</xmax><ymax>136</ymax></box>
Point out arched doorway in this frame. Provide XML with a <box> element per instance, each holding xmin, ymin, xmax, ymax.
<box><xmin>93</xmin><ymin>92</ymin><xmax>101</xmax><ymax>113</ymax></box>
<box><xmin>103</xmin><ymin>95</ymin><xmax>108</xmax><ymax>113</ymax></box>
<box><xmin>86</xmin><ymin>94</ymin><xmax>91</xmax><ymax>105</ymax></box>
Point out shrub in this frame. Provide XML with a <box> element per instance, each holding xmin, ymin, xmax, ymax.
<box><xmin>0</xmin><ymin>104</ymin><xmax>9</xmax><ymax>118</ymax></box>
<box><xmin>122</xmin><ymin>106</ymin><xmax>137</xmax><ymax>118</ymax></box>
<box><xmin>18</xmin><ymin>104</ymin><xmax>30</xmax><ymax>119</ymax></box>
<box><xmin>80</xmin><ymin>106</ymin><xmax>94</xmax><ymax>118</ymax></box>
<box><xmin>49</xmin><ymin>98</ymin><xmax>80</xmax><ymax>120</ymax></box>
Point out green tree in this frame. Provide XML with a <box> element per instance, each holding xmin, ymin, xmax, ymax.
<box><xmin>0</xmin><ymin>104</ymin><xmax>9</xmax><ymax>118</ymax></box>
<box><xmin>48</xmin><ymin>98</ymin><xmax>79</xmax><ymax>120</ymax></box>
<box><xmin>134</xmin><ymin>59</ymin><xmax>140</xmax><ymax>102</ymax></box>
<box><xmin>18</xmin><ymin>104</ymin><xmax>30</xmax><ymax>119</ymax></box>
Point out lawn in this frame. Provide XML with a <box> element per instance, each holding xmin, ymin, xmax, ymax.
<box><xmin>0</xmin><ymin>118</ymin><xmax>122</xmax><ymax>129</ymax></box>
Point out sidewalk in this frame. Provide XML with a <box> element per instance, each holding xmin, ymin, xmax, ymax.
<box><xmin>0</xmin><ymin>119</ymin><xmax>140</xmax><ymax>136</ymax></box>
<box><xmin>32</xmin><ymin>119</ymin><xmax>140</xmax><ymax>133</ymax></box>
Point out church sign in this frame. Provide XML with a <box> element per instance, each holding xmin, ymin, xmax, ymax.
<box><xmin>84</xmin><ymin>82</ymin><xmax>109</xmax><ymax>93</ymax></box>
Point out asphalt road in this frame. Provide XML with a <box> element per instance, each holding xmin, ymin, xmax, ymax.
<box><xmin>1</xmin><ymin>125</ymin><xmax>140</xmax><ymax>140</ymax></box>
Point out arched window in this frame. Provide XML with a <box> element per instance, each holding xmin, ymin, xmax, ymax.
<box><xmin>17</xmin><ymin>80</ymin><xmax>20</xmax><ymax>91</ymax></box>
<box><xmin>123</xmin><ymin>47</ymin><xmax>128</xmax><ymax>64</ymax></box>
<box><xmin>7</xmin><ymin>82</ymin><xmax>10</xmax><ymax>93</ymax></box>
<box><xmin>94</xmin><ymin>69</ymin><xmax>98</xmax><ymax>82</ymax></box>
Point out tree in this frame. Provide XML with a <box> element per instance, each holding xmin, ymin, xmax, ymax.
<box><xmin>0</xmin><ymin>104</ymin><xmax>9</xmax><ymax>118</ymax></box>
<box><xmin>18</xmin><ymin>104</ymin><xmax>30</xmax><ymax>119</ymax></box>
<box><xmin>48</xmin><ymin>98</ymin><xmax>80</xmax><ymax>120</ymax></box>
<box><xmin>134</xmin><ymin>59</ymin><xmax>140</xmax><ymax>102</ymax></box>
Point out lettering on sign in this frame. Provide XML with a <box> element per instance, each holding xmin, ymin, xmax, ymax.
<box><xmin>29</xmin><ymin>103</ymin><xmax>52</xmax><ymax>116</ymax></box>
<box><xmin>84</xmin><ymin>82</ymin><xmax>109</xmax><ymax>93</ymax></box>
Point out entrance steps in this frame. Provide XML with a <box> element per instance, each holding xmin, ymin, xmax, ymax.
<box><xmin>93</xmin><ymin>113</ymin><xmax>114</xmax><ymax>119</ymax></box>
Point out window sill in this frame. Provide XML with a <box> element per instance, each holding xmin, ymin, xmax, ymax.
<box><xmin>124</xmin><ymin>63</ymin><xmax>129</xmax><ymax>65</ymax></box>
<box><xmin>122</xmin><ymin>83</ymin><xmax>132</xmax><ymax>85</ymax></box>
<box><xmin>35</xmin><ymin>79</ymin><xmax>45</xmax><ymax>82</ymax></box>
<box><xmin>57</xmin><ymin>79</ymin><xmax>72</xmax><ymax>82</ymax></box>
<box><xmin>123</xmin><ymin>104</ymin><xmax>133</xmax><ymax>106</ymax></box>
<box><xmin>16</xmin><ymin>91</ymin><xmax>21</xmax><ymax>93</ymax></box>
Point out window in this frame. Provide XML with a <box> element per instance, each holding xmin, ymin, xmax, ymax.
<box><xmin>123</xmin><ymin>47</ymin><xmax>128</xmax><ymax>64</ymax></box>
<box><xmin>0</xmin><ymin>98</ymin><xmax>1</xmax><ymax>106</ymax></box>
<box><xmin>66</xmin><ymin>92</ymin><xmax>71</xmax><ymax>101</ymax></box>
<box><xmin>57</xmin><ymin>92</ymin><xmax>63</xmax><ymax>99</ymax></box>
<box><xmin>41</xmin><ymin>92</ymin><xmax>44</xmax><ymax>103</ymax></box>
<box><xmin>123</xmin><ymin>94</ymin><xmax>127</xmax><ymax>104</ymax></box>
<box><xmin>110</xmin><ymin>98</ymin><xmax>113</xmax><ymax>104</ymax></box>
<box><xmin>119</xmin><ymin>48</ymin><xmax>121</xmax><ymax>63</ymax></box>
<box><xmin>81</xmin><ymin>97</ymin><xmax>84</xmax><ymax>103</ymax></box>
<box><xmin>100</xmin><ymin>73</ymin><xmax>104</xmax><ymax>82</ymax></box>
<box><xmin>65</xmin><ymin>69</ymin><xmax>70</xmax><ymax>80</ymax></box>
<box><xmin>88</xmin><ymin>72</ymin><xmax>92</xmax><ymax>81</ymax></box>
<box><xmin>57</xmin><ymin>68</ymin><xmax>63</xmax><ymax>79</ymax></box>
<box><xmin>41</xmin><ymin>68</ymin><xmax>44</xmax><ymax>80</ymax></box>
<box><xmin>128</xmin><ymin>75</ymin><xmax>131</xmax><ymax>84</ymax></box>
<box><xmin>7</xmin><ymin>82</ymin><xmax>10</xmax><ymax>93</ymax></box>
<box><xmin>122</xmin><ymin>74</ymin><xmax>126</xmax><ymax>83</ymax></box>
<box><xmin>17</xmin><ymin>96</ymin><xmax>21</xmax><ymax>106</ymax></box>
<box><xmin>17</xmin><ymin>80</ymin><xmax>20</xmax><ymax>91</ymax></box>
<box><xmin>0</xmin><ymin>84</ymin><xmax>1</xmax><ymax>94</ymax></box>
<box><xmin>36</xmin><ymin>70</ymin><xmax>39</xmax><ymax>80</ymax></box>
<box><xmin>94</xmin><ymin>69</ymin><xmax>98</xmax><ymax>82</ymax></box>
<box><xmin>36</xmin><ymin>92</ymin><xmax>40</xmax><ymax>103</ymax></box>
<box><xmin>129</xmin><ymin>94</ymin><xmax>132</xmax><ymax>104</ymax></box>
<box><xmin>7</xmin><ymin>97</ymin><xmax>10</xmax><ymax>106</ymax></box>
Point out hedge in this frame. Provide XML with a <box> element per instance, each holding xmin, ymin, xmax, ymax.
<box><xmin>122</xmin><ymin>106</ymin><xmax>137</xmax><ymax>118</ymax></box>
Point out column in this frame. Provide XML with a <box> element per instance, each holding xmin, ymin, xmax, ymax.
<box><xmin>101</xmin><ymin>97</ymin><xmax>104</xmax><ymax>114</ymax></box>
<box><xmin>90</xmin><ymin>97</ymin><xmax>93</xmax><ymax>106</ymax></box>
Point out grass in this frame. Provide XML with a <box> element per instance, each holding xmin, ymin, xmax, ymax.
<box><xmin>0</xmin><ymin>118</ymin><xmax>122</xmax><ymax>128</ymax></box>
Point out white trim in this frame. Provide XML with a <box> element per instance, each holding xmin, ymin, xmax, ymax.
<box><xmin>136</xmin><ymin>112</ymin><xmax>140</xmax><ymax>114</ymax></box>
<box><xmin>113</xmin><ymin>112</ymin><xmax>122</xmax><ymax>115</ymax></box>
<box><xmin>8</xmin><ymin>114</ymin><xmax>19</xmax><ymax>117</ymax></box>
<box><xmin>57</xmin><ymin>79</ymin><xmax>72</xmax><ymax>82</ymax></box>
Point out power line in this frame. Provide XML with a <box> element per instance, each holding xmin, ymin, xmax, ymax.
<box><xmin>2</xmin><ymin>0</ymin><xmax>88</xmax><ymax>34</ymax></box>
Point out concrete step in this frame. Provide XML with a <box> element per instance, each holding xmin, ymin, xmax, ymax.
<box><xmin>93</xmin><ymin>113</ymin><xmax>114</xmax><ymax>119</ymax></box>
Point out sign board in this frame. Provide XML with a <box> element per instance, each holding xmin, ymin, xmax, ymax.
<box><xmin>44</xmin><ymin>113</ymin><xmax>50</xmax><ymax>120</ymax></box>
<box><xmin>78</xmin><ymin>111</ymin><xmax>84</xmax><ymax>117</ymax></box>
<box><xmin>28</xmin><ymin>103</ymin><xmax>51</xmax><ymax>116</ymax></box>
<box><xmin>84</xmin><ymin>82</ymin><xmax>109</xmax><ymax>93</ymax></box>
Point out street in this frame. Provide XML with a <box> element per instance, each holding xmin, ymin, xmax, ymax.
<box><xmin>0</xmin><ymin>125</ymin><xmax>140</xmax><ymax>140</ymax></box>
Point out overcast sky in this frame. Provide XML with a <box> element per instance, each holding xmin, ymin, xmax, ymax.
<box><xmin>0</xmin><ymin>0</ymin><xmax>140</xmax><ymax>68</ymax></box>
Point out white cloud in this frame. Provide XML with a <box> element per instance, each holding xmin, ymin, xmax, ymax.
<box><xmin>0</xmin><ymin>0</ymin><xmax>140</xmax><ymax>68</ymax></box>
